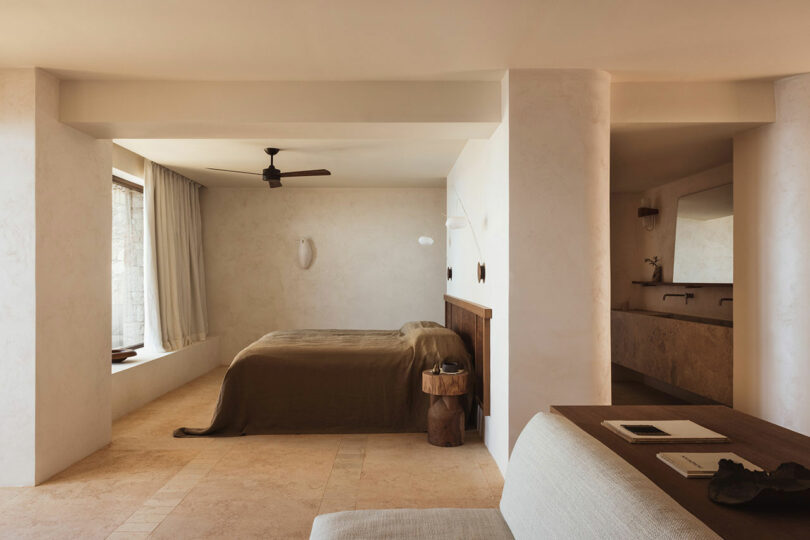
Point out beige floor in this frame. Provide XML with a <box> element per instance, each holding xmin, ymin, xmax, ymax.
<box><xmin>0</xmin><ymin>367</ymin><xmax>503</xmax><ymax>539</ymax></box>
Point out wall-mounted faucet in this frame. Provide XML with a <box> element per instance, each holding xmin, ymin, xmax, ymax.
<box><xmin>663</xmin><ymin>293</ymin><xmax>694</xmax><ymax>304</ymax></box>
<box><xmin>719</xmin><ymin>297</ymin><xmax>733</xmax><ymax>306</ymax></box>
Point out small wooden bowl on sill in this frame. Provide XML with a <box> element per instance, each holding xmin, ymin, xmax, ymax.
<box><xmin>111</xmin><ymin>348</ymin><xmax>137</xmax><ymax>363</ymax></box>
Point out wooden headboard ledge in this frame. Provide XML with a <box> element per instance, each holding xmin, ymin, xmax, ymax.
<box><xmin>444</xmin><ymin>294</ymin><xmax>492</xmax><ymax>416</ymax></box>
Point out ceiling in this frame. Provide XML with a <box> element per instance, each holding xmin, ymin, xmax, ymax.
<box><xmin>610</xmin><ymin>123</ymin><xmax>758</xmax><ymax>192</ymax></box>
<box><xmin>2</xmin><ymin>1</ymin><xmax>810</xmax><ymax>82</ymax></box>
<box><xmin>6</xmin><ymin>2</ymin><xmax>793</xmax><ymax>189</ymax></box>
<box><xmin>116</xmin><ymin>139</ymin><xmax>466</xmax><ymax>188</ymax></box>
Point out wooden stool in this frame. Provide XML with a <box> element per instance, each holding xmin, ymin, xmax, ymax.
<box><xmin>421</xmin><ymin>369</ymin><xmax>469</xmax><ymax>447</ymax></box>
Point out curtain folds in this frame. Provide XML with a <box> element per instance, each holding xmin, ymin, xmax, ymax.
<box><xmin>144</xmin><ymin>160</ymin><xmax>208</xmax><ymax>351</ymax></box>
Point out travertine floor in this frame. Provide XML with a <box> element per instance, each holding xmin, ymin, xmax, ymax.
<box><xmin>0</xmin><ymin>367</ymin><xmax>503</xmax><ymax>539</ymax></box>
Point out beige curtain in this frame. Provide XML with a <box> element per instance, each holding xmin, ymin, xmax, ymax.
<box><xmin>144</xmin><ymin>160</ymin><xmax>208</xmax><ymax>351</ymax></box>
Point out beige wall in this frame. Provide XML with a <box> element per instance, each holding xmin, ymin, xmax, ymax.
<box><xmin>611</xmin><ymin>164</ymin><xmax>734</xmax><ymax>321</ymax></box>
<box><xmin>202</xmin><ymin>187</ymin><xmax>446</xmax><ymax>365</ymax></box>
<box><xmin>0</xmin><ymin>69</ymin><xmax>38</xmax><ymax>485</ymax></box>
<box><xmin>446</xmin><ymin>73</ymin><xmax>510</xmax><ymax>472</ymax></box>
<box><xmin>507</xmin><ymin>69</ymin><xmax>612</xmax><ymax>450</ymax></box>
<box><xmin>448</xmin><ymin>70</ymin><xmax>613</xmax><ymax>472</ymax></box>
<box><xmin>0</xmin><ymin>69</ymin><xmax>112</xmax><ymax>485</ymax></box>
<box><xmin>34</xmin><ymin>71</ymin><xmax>112</xmax><ymax>483</ymax></box>
<box><xmin>734</xmin><ymin>74</ymin><xmax>810</xmax><ymax>437</ymax></box>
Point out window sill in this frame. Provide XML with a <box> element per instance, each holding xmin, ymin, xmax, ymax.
<box><xmin>111</xmin><ymin>348</ymin><xmax>174</xmax><ymax>374</ymax></box>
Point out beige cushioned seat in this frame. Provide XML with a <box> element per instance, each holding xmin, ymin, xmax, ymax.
<box><xmin>310</xmin><ymin>413</ymin><xmax>719</xmax><ymax>539</ymax></box>
<box><xmin>499</xmin><ymin>413</ymin><xmax>719</xmax><ymax>539</ymax></box>
<box><xmin>309</xmin><ymin>508</ymin><xmax>512</xmax><ymax>540</ymax></box>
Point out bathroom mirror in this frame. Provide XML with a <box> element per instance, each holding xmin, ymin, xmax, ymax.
<box><xmin>672</xmin><ymin>184</ymin><xmax>733</xmax><ymax>284</ymax></box>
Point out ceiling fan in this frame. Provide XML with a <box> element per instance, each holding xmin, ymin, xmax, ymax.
<box><xmin>207</xmin><ymin>147</ymin><xmax>331</xmax><ymax>188</ymax></box>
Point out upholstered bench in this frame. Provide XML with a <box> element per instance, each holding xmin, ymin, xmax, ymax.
<box><xmin>310</xmin><ymin>412</ymin><xmax>719</xmax><ymax>539</ymax></box>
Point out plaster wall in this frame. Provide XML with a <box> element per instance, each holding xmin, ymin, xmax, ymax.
<box><xmin>507</xmin><ymin>69</ymin><xmax>612</xmax><ymax>450</ymax></box>
<box><xmin>201</xmin><ymin>187</ymin><xmax>446</xmax><ymax>366</ymax></box>
<box><xmin>34</xmin><ymin>70</ymin><xmax>112</xmax><ymax>483</ymax></box>
<box><xmin>0</xmin><ymin>69</ymin><xmax>112</xmax><ymax>485</ymax></box>
<box><xmin>445</xmin><ymin>72</ymin><xmax>510</xmax><ymax>473</ymax></box>
<box><xmin>611</xmin><ymin>164</ymin><xmax>734</xmax><ymax>320</ymax></box>
<box><xmin>734</xmin><ymin>74</ymin><xmax>810</xmax><ymax>436</ymax></box>
<box><xmin>0</xmin><ymin>69</ymin><xmax>37</xmax><ymax>485</ymax></box>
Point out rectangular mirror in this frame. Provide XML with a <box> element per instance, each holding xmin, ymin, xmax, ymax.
<box><xmin>672</xmin><ymin>184</ymin><xmax>733</xmax><ymax>284</ymax></box>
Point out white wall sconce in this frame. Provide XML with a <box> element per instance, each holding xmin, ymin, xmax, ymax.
<box><xmin>638</xmin><ymin>198</ymin><xmax>658</xmax><ymax>232</ymax></box>
<box><xmin>445</xmin><ymin>216</ymin><xmax>467</xmax><ymax>230</ymax></box>
<box><xmin>418</xmin><ymin>236</ymin><xmax>435</xmax><ymax>246</ymax></box>
<box><xmin>298</xmin><ymin>237</ymin><xmax>313</xmax><ymax>269</ymax></box>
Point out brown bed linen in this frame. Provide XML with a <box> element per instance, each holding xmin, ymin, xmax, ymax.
<box><xmin>174</xmin><ymin>322</ymin><xmax>470</xmax><ymax>437</ymax></box>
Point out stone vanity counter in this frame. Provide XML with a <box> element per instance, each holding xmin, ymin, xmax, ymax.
<box><xmin>611</xmin><ymin>309</ymin><xmax>732</xmax><ymax>405</ymax></box>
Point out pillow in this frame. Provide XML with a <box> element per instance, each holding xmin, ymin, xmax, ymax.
<box><xmin>399</xmin><ymin>320</ymin><xmax>445</xmax><ymax>334</ymax></box>
<box><xmin>400</xmin><ymin>322</ymin><xmax>471</xmax><ymax>370</ymax></box>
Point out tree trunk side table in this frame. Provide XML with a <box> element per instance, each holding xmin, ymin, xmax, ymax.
<box><xmin>421</xmin><ymin>369</ymin><xmax>469</xmax><ymax>447</ymax></box>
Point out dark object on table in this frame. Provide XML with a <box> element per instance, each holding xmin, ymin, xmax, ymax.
<box><xmin>709</xmin><ymin>460</ymin><xmax>810</xmax><ymax>507</ymax></box>
<box><xmin>431</xmin><ymin>362</ymin><xmax>441</xmax><ymax>375</ymax></box>
<box><xmin>111</xmin><ymin>348</ymin><xmax>137</xmax><ymax>363</ymax></box>
<box><xmin>621</xmin><ymin>424</ymin><xmax>669</xmax><ymax>436</ymax></box>
<box><xmin>441</xmin><ymin>361</ymin><xmax>459</xmax><ymax>373</ymax></box>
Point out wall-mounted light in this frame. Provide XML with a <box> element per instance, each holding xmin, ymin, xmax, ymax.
<box><xmin>638</xmin><ymin>198</ymin><xmax>659</xmax><ymax>232</ymax></box>
<box><xmin>418</xmin><ymin>236</ymin><xmax>434</xmax><ymax>246</ymax></box>
<box><xmin>445</xmin><ymin>216</ymin><xmax>467</xmax><ymax>230</ymax></box>
<box><xmin>446</xmin><ymin>188</ymin><xmax>485</xmax><ymax>283</ymax></box>
<box><xmin>298</xmin><ymin>237</ymin><xmax>313</xmax><ymax>269</ymax></box>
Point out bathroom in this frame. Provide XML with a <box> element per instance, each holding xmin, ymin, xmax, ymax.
<box><xmin>610</xmin><ymin>124</ymin><xmax>740</xmax><ymax>406</ymax></box>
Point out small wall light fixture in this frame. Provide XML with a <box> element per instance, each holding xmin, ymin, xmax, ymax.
<box><xmin>446</xmin><ymin>187</ymin><xmax>485</xmax><ymax>283</ymax></box>
<box><xmin>638</xmin><ymin>198</ymin><xmax>659</xmax><ymax>232</ymax></box>
<box><xmin>418</xmin><ymin>236</ymin><xmax>434</xmax><ymax>246</ymax></box>
<box><xmin>445</xmin><ymin>216</ymin><xmax>467</xmax><ymax>230</ymax></box>
<box><xmin>298</xmin><ymin>237</ymin><xmax>313</xmax><ymax>269</ymax></box>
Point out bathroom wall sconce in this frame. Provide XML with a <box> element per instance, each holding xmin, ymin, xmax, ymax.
<box><xmin>298</xmin><ymin>237</ymin><xmax>313</xmax><ymax>269</ymax></box>
<box><xmin>447</xmin><ymin>267</ymin><xmax>453</xmax><ymax>281</ymax></box>
<box><xmin>638</xmin><ymin>198</ymin><xmax>659</xmax><ymax>231</ymax></box>
<box><xmin>418</xmin><ymin>236</ymin><xmax>435</xmax><ymax>246</ymax></box>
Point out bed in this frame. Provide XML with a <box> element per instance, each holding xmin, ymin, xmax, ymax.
<box><xmin>174</xmin><ymin>296</ymin><xmax>491</xmax><ymax>436</ymax></box>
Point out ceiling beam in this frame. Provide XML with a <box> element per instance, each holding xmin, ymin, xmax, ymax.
<box><xmin>60</xmin><ymin>80</ymin><xmax>501</xmax><ymax>139</ymax></box>
<box><xmin>612</xmin><ymin>81</ymin><xmax>775</xmax><ymax>125</ymax></box>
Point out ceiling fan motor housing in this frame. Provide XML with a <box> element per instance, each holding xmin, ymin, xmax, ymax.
<box><xmin>263</xmin><ymin>147</ymin><xmax>282</xmax><ymax>186</ymax></box>
<box><xmin>263</xmin><ymin>166</ymin><xmax>282</xmax><ymax>181</ymax></box>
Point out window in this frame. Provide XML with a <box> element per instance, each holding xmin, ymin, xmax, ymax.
<box><xmin>111</xmin><ymin>176</ymin><xmax>144</xmax><ymax>349</ymax></box>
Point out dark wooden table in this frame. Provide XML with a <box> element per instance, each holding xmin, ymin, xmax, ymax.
<box><xmin>551</xmin><ymin>405</ymin><xmax>810</xmax><ymax>540</ymax></box>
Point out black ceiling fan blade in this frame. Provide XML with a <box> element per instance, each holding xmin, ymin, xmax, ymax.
<box><xmin>207</xmin><ymin>167</ymin><xmax>261</xmax><ymax>175</ymax></box>
<box><xmin>279</xmin><ymin>169</ymin><xmax>331</xmax><ymax>178</ymax></box>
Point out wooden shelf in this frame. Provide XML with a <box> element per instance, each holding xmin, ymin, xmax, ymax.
<box><xmin>632</xmin><ymin>281</ymin><xmax>733</xmax><ymax>288</ymax></box>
